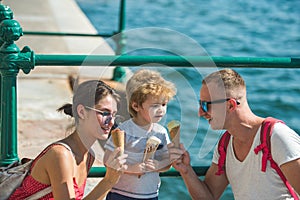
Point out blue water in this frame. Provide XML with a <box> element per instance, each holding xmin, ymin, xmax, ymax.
<box><xmin>76</xmin><ymin>0</ymin><xmax>300</xmax><ymax>199</ymax></box>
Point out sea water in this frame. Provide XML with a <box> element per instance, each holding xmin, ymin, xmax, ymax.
<box><xmin>76</xmin><ymin>0</ymin><xmax>300</xmax><ymax>199</ymax></box>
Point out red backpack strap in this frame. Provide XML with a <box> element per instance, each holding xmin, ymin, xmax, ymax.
<box><xmin>215</xmin><ymin>131</ymin><xmax>231</xmax><ymax>176</ymax></box>
<box><xmin>254</xmin><ymin>117</ymin><xmax>299</xmax><ymax>200</ymax></box>
<box><xmin>253</xmin><ymin>117</ymin><xmax>280</xmax><ymax>171</ymax></box>
<box><xmin>254</xmin><ymin>117</ymin><xmax>283</xmax><ymax>171</ymax></box>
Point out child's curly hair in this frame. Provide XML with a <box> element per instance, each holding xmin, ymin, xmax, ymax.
<box><xmin>126</xmin><ymin>69</ymin><xmax>176</xmax><ymax>117</ymax></box>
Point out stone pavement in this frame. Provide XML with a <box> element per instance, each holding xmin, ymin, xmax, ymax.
<box><xmin>2</xmin><ymin>0</ymin><xmax>127</xmax><ymax>196</ymax></box>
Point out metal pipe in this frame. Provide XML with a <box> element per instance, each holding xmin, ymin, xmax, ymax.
<box><xmin>88</xmin><ymin>166</ymin><xmax>209</xmax><ymax>177</ymax></box>
<box><xmin>118</xmin><ymin>0</ymin><xmax>126</xmax><ymax>34</ymax></box>
<box><xmin>112</xmin><ymin>0</ymin><xmax>127</xmax><ymax>82</ymax></box>
<box><xmin>35</xmin><ymin>55</ymin><xmax>300</xmax><ymax>68</ymax></box>
<box><xmin>23</xmin><ymin>31</ymin><xmax>114</xmax><ymax>38</ymax></box>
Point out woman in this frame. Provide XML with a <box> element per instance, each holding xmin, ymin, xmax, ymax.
<box><xmin>9</xmin><ymin>80</ymin><xmax>128</xmax><ymax>200</ymax></box>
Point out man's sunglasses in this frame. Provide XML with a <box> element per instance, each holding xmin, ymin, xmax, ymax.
<box><xmin>199</xmin><ymin>98</ymin><xmax>240</xmax><ymax>113</ymax></box>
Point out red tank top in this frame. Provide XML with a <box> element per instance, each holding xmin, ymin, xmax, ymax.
<box><xmin>9</xmin><ymin>143</ymin><xmax>93</xmax><ymax>200</ymax></box>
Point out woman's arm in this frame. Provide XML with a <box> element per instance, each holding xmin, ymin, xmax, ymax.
<box><xmin>84</xmin><ymin>167</ymin><xmax>122</xmax><ymax>200</ymax></box>
<box><xmin>42</xmin><ymin>146</ymin><xmax>77</xmax><ymax>199</ymax></box>
<box><xmin>84</xmin><ymin>148</ymin><xmax>128</xmax><ymax>200</ymax></box>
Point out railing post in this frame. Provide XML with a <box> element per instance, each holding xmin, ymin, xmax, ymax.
<box><xmin>112</xmin><ymin>0</ymin><xmax>127</xmax><ymax>82</ymax></box>
<box><xmin>0</xmin><ymin>4</ymin><xmax>13</xmax><ymax>156</ymax></box>
<box><xmin>0</xmin><ymin>12</ymin><xmax>35</xmax><ymax>166</ymax></box>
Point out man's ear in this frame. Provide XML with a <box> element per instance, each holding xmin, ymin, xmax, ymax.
<box><xmin>77</xmin><ymin>104</ymin><xmax>85</xmax><ymax>119</ymax></box>
<box><xmin>228</xmin><ymin>98</ymin><xmax>238</xmax><ymax>111</ymax></box>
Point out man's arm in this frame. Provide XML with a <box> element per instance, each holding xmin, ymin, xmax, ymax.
<box><xmin>271</xmin><ymin>123</ymin><xmax>300</xmax><ymax>195</ymax></box>
<box><xmin>168</xmin><ymin>143</ymin><xmax>229</xmax><ymax>200</ymax></box>
<box><xmin>280</xmin><ymin>158</ymin><xmax>300</xmax><ymax>195</ymax></box>
<box><xmin>202</xmin><ymin>163</ymin><xmax>229</xmax><ymax>199</ymax></box>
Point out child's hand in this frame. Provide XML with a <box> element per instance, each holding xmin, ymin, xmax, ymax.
<box><xmin>144</xmin><ymin>159</ymin><xmax>159</xmax><ymax>172</ymax></box>
<box><xmin>126</xmin><ymin>162</ymin><xmax>146</xmax><ymax>176</ymax></box>
<box><xmin>145</xmin><ymin>158</ymin><xmax>171</xmax><ymax>173</ymax></box>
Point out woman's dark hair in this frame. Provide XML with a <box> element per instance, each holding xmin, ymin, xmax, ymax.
<box><xmin>57</xmin><ymin>80</ymin><xmax>120</xmax><ymax>123</ymax></box>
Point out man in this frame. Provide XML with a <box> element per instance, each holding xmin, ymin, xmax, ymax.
<box><xmin>168</xmin><ymin>68</ymin><xmax>300</xmax><ymax>199</ymax></box>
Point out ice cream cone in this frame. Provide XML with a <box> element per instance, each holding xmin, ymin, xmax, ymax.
<box><xmin>142</xmin><ymin>136</ymin><xmax>161</xmax><ymax>162</ymax></box>
<box><xmin>167</xmin><ymin>120</ymin><xmax>180</xmax><ymax>148</ymax></box>
<box><xmin>111</xmin><ymin>128</ymin><xmax>125</xmax><ymax>156</ymax></box>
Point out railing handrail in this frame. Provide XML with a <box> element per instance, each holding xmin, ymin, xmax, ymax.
<box><xmin>34</xmin><ymin>55</ymin><xmax>300</xmax><ymax>68</ymax></box>
<box><xmin>23</xmin><ymin>31</ymin><xmax>116</xmax><ymax>38</ymax></box>
<box><xmin>88</xmin><ymin>166</ymin><xmax>209</xmax><ymax>177</ymax></box>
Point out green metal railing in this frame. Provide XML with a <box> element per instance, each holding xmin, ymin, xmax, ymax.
<box><xmin>23</xmin><ymin>0</ymin><xmax>126</xmax><ymax>39</ymax></box>
<box><xmin>22</xmin><ymin>0</ymin><xmax>128</xmax><ymax>83</ymax></box>
<box><xmin>0</xmin><ymin>2</ymin><xmax>300</xmax><ymax>177</ymax></box>
<box><xmin>89</xmin><ymin>166</ymin><xmax>209</xmax><ymax>177</ymax></box>
<box><xmin>34</xmin><ymin>55</ymin><xmax>300</xmax><ymax>68</ymax></box>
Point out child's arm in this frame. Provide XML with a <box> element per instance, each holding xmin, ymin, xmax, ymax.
<box><xmin>144</xmin><ymin>156</ymin><xmax>171</xmax><ymax>173</ymax></box>
<box><xmin>156</xmin><ymin>158</ymin><xmax>172</xmax><ymax>172</ymax></box>
<box><xmin>123</xmin><ymin>162</ymin><xmax>146</xmax><ymax>176</ymax></box>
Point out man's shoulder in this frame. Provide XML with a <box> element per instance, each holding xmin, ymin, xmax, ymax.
<box><xmin>271</xmin><ymin>122</ymin><xmax>294</xmax><ymax>138</ymax></box>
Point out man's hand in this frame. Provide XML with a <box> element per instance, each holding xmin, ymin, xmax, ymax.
<box><xmin>168</xmin><ymin>143</ymin><xmax>191</xmax><ymax>174</ymax></box>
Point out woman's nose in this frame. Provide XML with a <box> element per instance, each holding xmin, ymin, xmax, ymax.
<box><xmin>104</xmin><ymin>116</ymin><xmax>113</xmax><ymax>125</ymax></box>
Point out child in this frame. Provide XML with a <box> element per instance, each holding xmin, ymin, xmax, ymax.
<box><xmin>104</xmin><ymin>69</ymin><xmax>177</xmax><ymax>200</ymax></box>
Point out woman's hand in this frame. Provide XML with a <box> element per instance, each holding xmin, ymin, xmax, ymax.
<box><xmin>104</xmin><ymin>147</ymin><xmax>128</xmax><ymax>184</ymax></box>
<box><xmin>85</xmin><ymin>148</ymin><xmax>128</xmax><ymax>200</ymax></box>
<box><xmin>105</xmin><ymin>147</ymin><xmax>128</xmax><ymax>170</ymax></box>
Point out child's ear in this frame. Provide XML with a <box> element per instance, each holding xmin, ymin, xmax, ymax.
<box><xmin>132</xmin><ymin>102</ymin><xmax>139</xmax><ymax>112</ymax></box>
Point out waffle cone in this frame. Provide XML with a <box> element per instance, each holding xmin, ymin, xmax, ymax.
<box><xmin>170</xmin><ymin>126</ymin><xmax>180</xmax><ymax>146</ymax></box>
<box><xmin>143</xmin><ymin>136</ymin><xmax>161</xmax><ymax>162</ymax></box>
<box><xmin>167</xmin><ymin>120</ymin><xmax>180</xmax><ymax>147</ymax></box>
<box><xmin>111</xmin><ymin>128</ymin><xmax>124</xmax><ymax>155</ymax></box>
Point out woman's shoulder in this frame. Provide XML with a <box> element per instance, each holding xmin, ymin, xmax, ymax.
<box><xmin>35</xmin><ymin>142</ymin><xmax>74</xmax><ymax>166</ymax></box>
<box><xmin>30</xmin><ymin>142</ymin><xmax>75</xmax><ymax>184</ymax></box>
<box><xmin>48</xmin><ymin>143</ymin><xmax>73</xmax><ymax>156</ymax></box>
